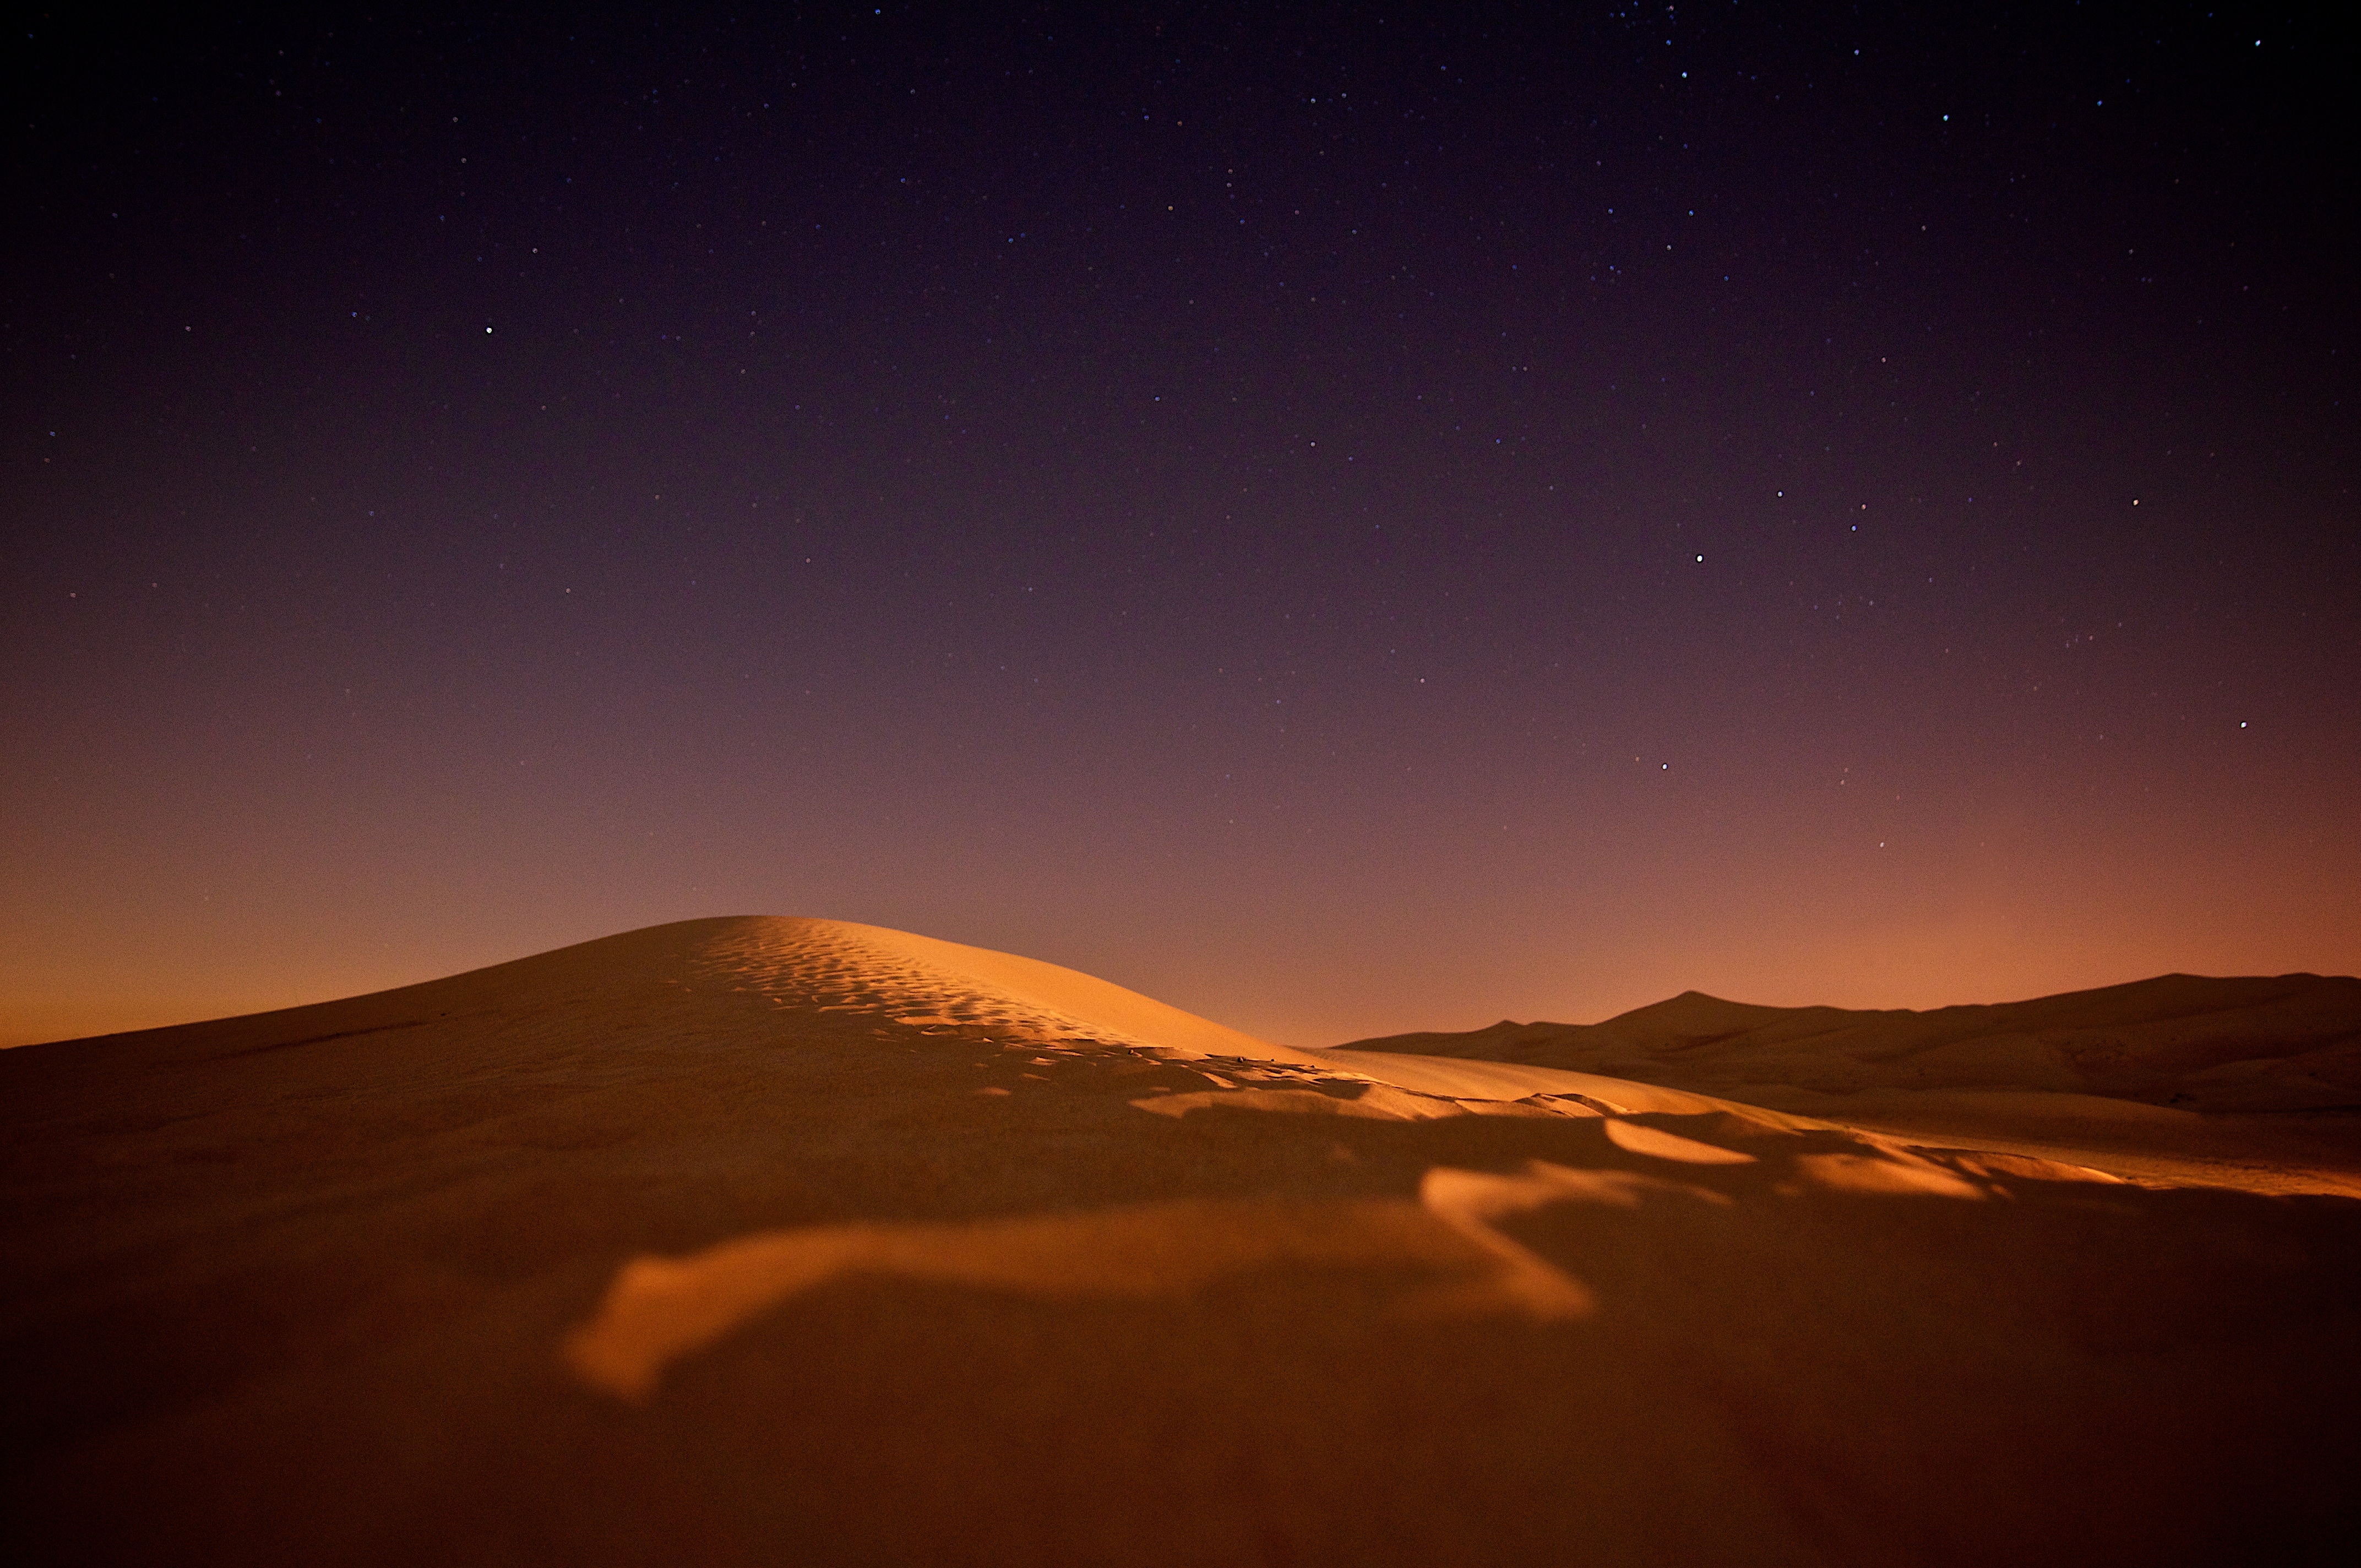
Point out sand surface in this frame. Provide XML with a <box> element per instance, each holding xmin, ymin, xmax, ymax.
<box><xmin>1342</xmin><ymin>975</ymin><xmax>2361</xmax><ymax>1197</ymax></box>
<box><xmin>6</xmin><ymin>916</ymin><xmax>2358</xmax><ymax>1565</ymax></box>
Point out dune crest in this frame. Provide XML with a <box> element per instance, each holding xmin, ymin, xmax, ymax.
<box><xmin>700</xmin><ymin>918</ymin><xmax>1298</xmax><ymax>1060</ymax></box>
<box><xmin>697</xmin><ymin>919</ymin><xmax>1807</xmax><ymax>1124</ymax></box>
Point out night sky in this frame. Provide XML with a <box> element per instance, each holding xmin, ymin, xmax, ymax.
<box><xmin>6</xmin><ymin>2</ymin><xmax>2354</xmax><ymax>1047</ymax></box>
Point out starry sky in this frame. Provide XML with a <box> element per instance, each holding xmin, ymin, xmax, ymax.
<box><xmin>5</xmin><ymin>2</ymin><xmax>2355</xmax><ymax>1047</ymax></box>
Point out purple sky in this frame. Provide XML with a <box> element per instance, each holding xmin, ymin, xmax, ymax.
<box><xmin>6</xmin><ymin>3</ymin><xmax>2354</xmax><ymax>1046</ymax></box>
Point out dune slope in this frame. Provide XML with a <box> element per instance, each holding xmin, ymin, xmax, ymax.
<box><xmin>4</xmin><ymin>917</ymin><xmax>2358</xmax><ymax>1566</ymax></box>
<box><xmin>1342</xmin><ymin>974</ymin><xmax>2361</xmax><ymax>1194</ymax></box>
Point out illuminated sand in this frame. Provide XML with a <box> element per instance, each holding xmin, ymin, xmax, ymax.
<box><xmin>1343</xmin><ymin>975</ymin><xmax>2361</xmax><ymax>1197</ymax></box>
<box><xmin>5</xmin><ymin>918</ymin><xmax>2358</xmax><ymax>1565</ymax></box>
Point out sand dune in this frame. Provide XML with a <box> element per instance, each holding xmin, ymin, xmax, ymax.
<box><xmin>1341</xmin><ymin>973</ymin><xmax>2361</xmax><ymax>1111</ymax></box>
<box><xmin>6</xmin><ymin>917</ymin><xmax>2359</xmax><ymax>1565</ymax></box>
<box><xmin>1342</xmin><ymin>974</ymin><xmax>2361</xmax><ymax>1196</ymax></box>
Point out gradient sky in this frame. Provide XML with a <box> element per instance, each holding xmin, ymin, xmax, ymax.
<box><xmin>6</xmin><ymin>2</ymin><xmax>2355</xmax><ymax>1048</ymax></box>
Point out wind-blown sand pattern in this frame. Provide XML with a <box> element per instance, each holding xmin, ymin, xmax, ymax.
<box><xmin>6</xmin><ymin>916</ymin><xmax>2359</xmax><ymax>1565</ymax></box>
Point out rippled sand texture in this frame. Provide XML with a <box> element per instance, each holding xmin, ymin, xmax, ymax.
<box><xmin>6</xmin><ymin>916</ymin><xmax>2358</xmax><ymax>1566</ymax></box>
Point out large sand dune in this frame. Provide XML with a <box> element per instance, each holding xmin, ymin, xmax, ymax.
<box><xmin>6</xmin><ymin>917</ymin><xmax>2358</xmax><ymax>1565</ymax></box>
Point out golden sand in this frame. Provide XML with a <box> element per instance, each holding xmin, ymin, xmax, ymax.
<box><xmin>6</xmin><ymin>917</ymin><xmax>2357</xmax><ymax>1564</ymax></box>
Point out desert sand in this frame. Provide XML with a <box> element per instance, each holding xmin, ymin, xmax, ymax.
<box><xmin>5</xmin><ymin>916</ymin><xmax>2358</xmax><ymax>1565</ymax></box>
<box><xmin>1340</xmin><ymin>975</ymin><xmax>2361</xmax><ymax>1197</ymax></box>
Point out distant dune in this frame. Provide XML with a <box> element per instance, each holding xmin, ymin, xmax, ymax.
<box><xmin>1338</xmin><ymin>974</ymin><xmax>2361</xmax><ymax>1112</ymax></box>
<box><xmin>6</xmin><ymin>917</ymin><xmax>2358</xmax><ymax>1565</ymax></box>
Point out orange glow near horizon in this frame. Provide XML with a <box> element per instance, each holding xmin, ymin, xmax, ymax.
<box><xmin>6</xmin><ymin>7</ymin><xmax>2353</xmax><ymax>1053</ymax></box>
<box><xmin>7</xmin><ymin>823</ymin><xmax>2354</xmax><ymax>1051</ymax></box>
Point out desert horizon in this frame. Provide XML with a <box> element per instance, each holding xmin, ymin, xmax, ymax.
<box><xmin>17</xmin><ymin>918</ymin><xmax>2352</xmax><ymax>1055</ymax></box>
<box><xmin>7</xmin><ymin>914</ymin><xmax>2359</xmax><ymax>1562</ymax></box>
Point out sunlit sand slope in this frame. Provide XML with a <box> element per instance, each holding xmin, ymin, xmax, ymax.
<box><xmin>6</xmin><ymin>917</ymin><xmax>2358</xmax><ymax>1566</ymax></box>
<box><xmin>1342</xmin><ymin>974</ymin><xmax>2361</xmax><ymax>1195</ymax></box>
